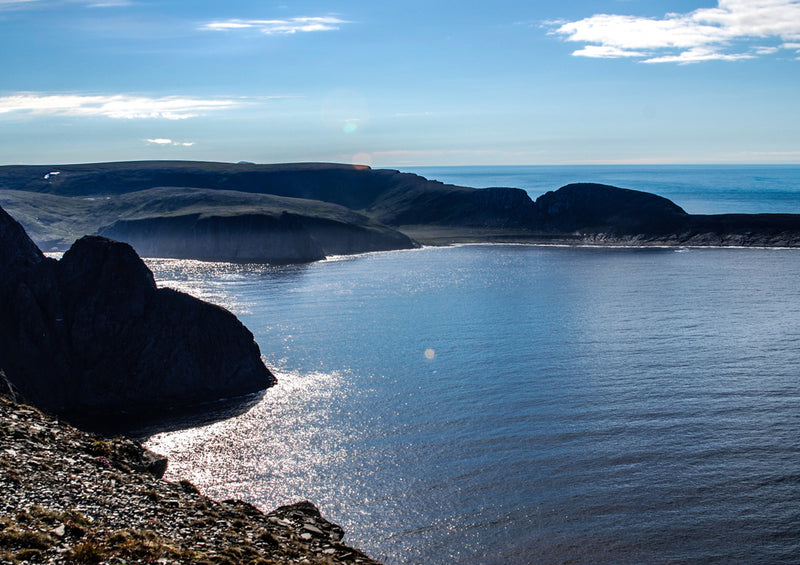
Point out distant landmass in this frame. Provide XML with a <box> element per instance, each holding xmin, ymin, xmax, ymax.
<box><xmin>2</xmin><ymin>161</ymin><xmax>800</xmax><ymax>260</ymax></box>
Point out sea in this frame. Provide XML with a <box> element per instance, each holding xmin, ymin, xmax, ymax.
<box><xmin>144</xmin><ymin>165</ymin><xmax>800</xmax><ymax>564</ymax></box>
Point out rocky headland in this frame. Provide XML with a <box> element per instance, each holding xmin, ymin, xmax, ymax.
<box><xmin>0</xmin><ymin>394</ymin><xmax>380</xmax><ymax>564</ymax></box>
<box><xmin>0</xmin><ymin>203</ymin><xmax>275</xmax><ymax>420</ymax></box>
<box><xmin>2</xmin><ymin>162</ymin><xmax>800</xmax><ymax>259</ymax></box>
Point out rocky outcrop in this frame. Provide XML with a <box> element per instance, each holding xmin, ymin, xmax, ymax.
<box><xmin>0</xmin><ymin>205</ymin><xmax>275</xmax><ymax>421</ymax></box>
<box><xmin>0</xmin><ymin>396</ymin><xmax>381</xmax><ymax>564</ymax></box>
<box><xmin>534</xmin><ymin>183</ymin><xmax>689</xmax><ymax>235</ymax></box>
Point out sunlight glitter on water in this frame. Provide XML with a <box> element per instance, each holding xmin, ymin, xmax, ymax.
<box><xmin>143</xmin><ymin>258</ymin><xmax>290</xmax><ymax>315</ymax></box>
<box><xmin>145</xmin><ymin>369</ymin><xmax>352</xmax><ymax>508</ymax></box>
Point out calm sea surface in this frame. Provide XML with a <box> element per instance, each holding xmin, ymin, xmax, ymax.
<box><xmin>403</xmin><ymin>164</ymin><xmax>800</xmax><ymax>215</ymax></box>
<box><xmin>145</xmin><ymin>166</ymin><xmax>800</xmax><ymax>564</ymax></box>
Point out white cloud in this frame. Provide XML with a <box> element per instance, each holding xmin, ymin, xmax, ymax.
<box><xmin>201</xmin><ymin>16</ymin><xmax>348</xmax><ymax>35</ymax></box>
<box><xmin>643</xmin><ymin>46</ymin><xmax>756</xmax><ymax>63</ymax></box>
<box><xmin>550</xmin><ymin>0</ymin><xmax>800</xmax><ymax>63</ymax></box>
<box><xmin>0</xmin><ymin>93</ymin><xmax>241</xmax><ymax>119</ymax></box>
<box><xmin>572</xmin><ymin>45</ymin><xmax>647</xmax><ymax>58</ymax></box>
<box><xmin>146</xmin><ymin>138</ymin><xmax>194</xmax><ymax>146</ymax></box>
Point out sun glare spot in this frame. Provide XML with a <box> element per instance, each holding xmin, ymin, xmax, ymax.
<box><xmin>351</xmin><ymin>152</ymin><xmax>372</xmax><ymax>167</ymax></box>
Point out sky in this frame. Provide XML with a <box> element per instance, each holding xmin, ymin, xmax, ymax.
<box><xmin>1</xmin><ymin>0</ymin><xmax>799</xmax><ymax>166</ymax></box>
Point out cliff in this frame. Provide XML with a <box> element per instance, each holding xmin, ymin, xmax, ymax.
<box><xmin>0</xmin><ymin>204</ymin><xmax>275</xmax><ymax>421</ymax></box>
<box><xmin>0</xmin><ymin>396</ymin><xmax>380</xmax><ymax>564</ymax></box>
<box><xmin>3</xmin><ymin>162</ymin><xmax>800</xmax><ymax>254</ymax></box>
<box><xmin>98</xmin><ymin>209</ymin><xmax>417</xmax><ymax>263</ymax></box>
<box><xmin>531</xmin><ymin>183</ymin><xmax>800</xmax><ymax>246</ymax></box>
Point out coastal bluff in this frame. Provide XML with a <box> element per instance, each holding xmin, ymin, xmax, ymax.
<box><xmin>3</xmin><ymin>161</ymin><xmax>800</xmax><ymax>256</ymax></box>
<box><xmin>0</xmin><ymin>204</ymin><xmax>275</xmax><ymax>420</ymax></box>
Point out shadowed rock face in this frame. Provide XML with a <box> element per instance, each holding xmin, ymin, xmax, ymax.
<box><xmin>99</xmin><ymin>213</ymin><xmax>327</xmax><ymax>263</ymax></box>
<box><xmin>0</xmin><ymin>200</ymin><xmax>45</xmax><ymax>270</ymax></box>
<box><xmin>0</xmin><ymin>205</ymin><xmax>275</xmax><ymax>420</ymax></box>
<box><xmin>534</xmin><ymin>183</ymin><xmax>689</xmax><ymax>235</ymax></box>
<box><xmin>98</xmin><ymin>211</ymin><xmax>418</xmax><ymax>263</ymax></box>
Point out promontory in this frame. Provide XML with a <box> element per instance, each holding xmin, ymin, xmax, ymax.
<box><xmin>3</xmin><ymin>161</ymin><xmax>800</xmax><ymax>262</ymax></box>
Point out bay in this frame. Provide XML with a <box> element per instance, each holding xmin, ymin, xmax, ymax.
<box><xmin>145</xmin><ymin>166</ymin><xmax>800</xmax><ymax>564</ymax></box>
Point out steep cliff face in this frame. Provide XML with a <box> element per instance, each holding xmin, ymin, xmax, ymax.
<box><xmin>99</xmin><ymin>213</ymin><xmax>327</xmax><ymax>263</ymax></box>
<box><xmin>0</xmin><ymin>199</ymin><xmax>45</xmax><ymax>269</ymax></box>
<box><xmin>99</xmin><ymin>211</ymin><xmax>418</xmax><ymax>262</ymax></box>
<box><xmin>0</xmin><ymin>205</ymin><xmax>275</xmax><ymax>420</ymax></box>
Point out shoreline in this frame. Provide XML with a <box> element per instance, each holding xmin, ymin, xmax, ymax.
<box><xmin>399</xmin><ymin>226</ymin><xmax>800</xmax><ymax>250</ymax></box>
<box><xmin>0</xmin><ymin>395</ymin><xmax>382</xmax><ymax>564</ymax></box>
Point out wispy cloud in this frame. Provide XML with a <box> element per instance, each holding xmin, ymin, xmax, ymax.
<box><xmin>550</xmin><ymin>0</ymin><xmax>800</xmax><ymax>63</ymax></box>
<box><xmin>0</xmin><ymin>93</ymin><xmax>242</xmax><ymax>119</ymax></box>
<box><xmin>201</xmin><ymin>16</ymin><xmax>348</xmax><ymax>35</ymax></box>
<box><xmin>146</xmin><ymin>138</ymin><xmax>194</xmax><ymax>146</ymax></box>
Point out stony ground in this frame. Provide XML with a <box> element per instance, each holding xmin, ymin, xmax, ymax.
<box><xmin>0</xmin><ymin>396</ymin><xmax>381</xmax><ymax>564</ymax></box>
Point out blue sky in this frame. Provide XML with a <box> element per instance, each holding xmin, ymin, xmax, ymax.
<box><xmin>1</xmin><ymin>0</ymin><xmax>799</xmax><ymax>166</ymax></box>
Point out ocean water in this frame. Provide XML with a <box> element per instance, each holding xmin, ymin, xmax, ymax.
<box><xmin>145</xmin><ymin>166</ymin><xmax>800</xmax><ymax>564</ymax></box>
<box><xmin>403</xmin><ymin>164</ymin><xmax>800</xmax><ymax>215</ymax></box>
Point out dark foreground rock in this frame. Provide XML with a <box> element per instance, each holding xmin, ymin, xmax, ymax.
<box><xmin>0</xmin><ymin>396</ymin><xmax>380</xmax><ymax>564</ymax></box>
<box><xmin>0</xmin><ymin>205</ymin><xmax>275</xmax><ymax>420</ymax></box>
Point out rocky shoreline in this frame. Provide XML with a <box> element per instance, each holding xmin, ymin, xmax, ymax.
<box><xmin>0</xmin><ymin>393</ymin><xmax>381</xmax><ymax>564</ymax></box>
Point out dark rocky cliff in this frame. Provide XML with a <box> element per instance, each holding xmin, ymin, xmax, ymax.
<box><xmin>98</xmin><ymin>210</ymin><xmax>418</xmax><ymax>262</ymax></box>
<box><xmin>0</xmin><ymin>205</ymin><xmax>275</xmax><ymax>420</ymax></box>
<box><xmin>99</xmin><ymin>213</ymin><xmax>327</xmax><ymax>263</ymax></box>
<box><xmin>531</xmin><ymin>183</ymin><xmax>800</xmax><ymax>246</ymax></box>
<box><xmin>534</xmin><ymin>183</ymin><xmax>689</xmax><ymax>235</ymax></box>
<box><xmin>3</xmin><ymin>162</ymin><xmax>800</xmax><ymax>251</ymax></box>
